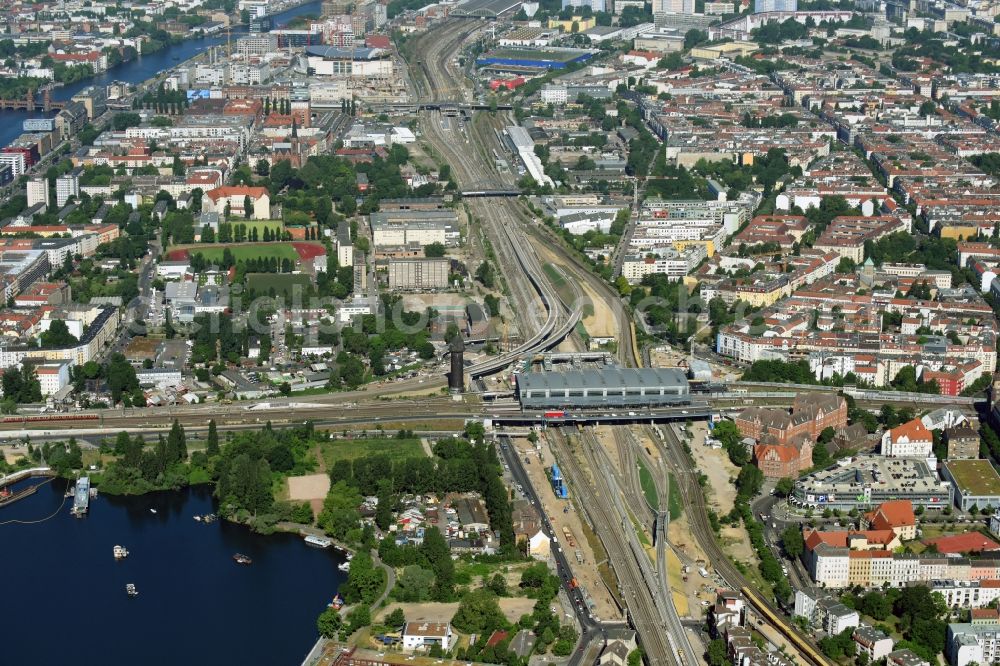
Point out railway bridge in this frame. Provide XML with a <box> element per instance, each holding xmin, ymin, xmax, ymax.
<box><xmin>0</xmin><ymin>88</ymin><xmax>65</xmax><ymax>113</ymax></box>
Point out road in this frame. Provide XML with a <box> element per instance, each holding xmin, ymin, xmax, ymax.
<box><xmin>497</xmin><ymin>436</ymin><xmax>627</xmax><ymax>666</ymax></box>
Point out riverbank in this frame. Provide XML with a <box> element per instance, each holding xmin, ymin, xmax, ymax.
<box><xmin>3</xmin><ymin>482</ymin><xmax>348</xmax><ymax>666</ymax></box>
<box><xmin>0</xmin><ymin>0</ymin><xmax>325</xmax><ymax>148</ymax></box>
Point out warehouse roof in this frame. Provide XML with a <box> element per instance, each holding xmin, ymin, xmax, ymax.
<box><xmin>946</xmin><ymin>459</ymin><xmax>1000</xmax><ymax>496</ymax></box>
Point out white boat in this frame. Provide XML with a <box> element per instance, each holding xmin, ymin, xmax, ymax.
<box><xmin>338</xmin><ymin>562</ymin><xmax>351</xmax><ymax>572</ymax></box>
<box><xmin>113</xmin><ymin>545</ymin><xmax>129</xmax><ymax>560</ymax></box>
<box><xmin>149</xmin><ymin>508</ymin><xmax>157</xmax><ymax>514</ymax></box>
<box><xmin>194</xmin><ymin>515</ymin><xmax>202</xmax><ymax>522</ymax></box>
<box><xmin>304</xmin><ymin>535</ymin><xmax>332</xmax><ymax>548</ymax></box>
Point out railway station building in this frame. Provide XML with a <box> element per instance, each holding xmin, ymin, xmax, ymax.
<box><xmin>515</xmin><ymin>367</ymin><xmax>689</xmax><ymax>409</ymax></box>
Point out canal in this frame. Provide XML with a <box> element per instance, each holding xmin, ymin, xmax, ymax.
<box><xmin>0</xmin><ymin>0</ymin><xmax>323</xmax><ymax>149</ymax></box>
<box><xmin>1</xmin><ymin>478</ymin><xmax>346</xmax><ymax>666</ymax></box>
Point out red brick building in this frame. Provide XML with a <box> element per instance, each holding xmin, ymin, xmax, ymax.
<box><xmin>753</xmin><ymin>441</ymin><xmax>814</xmax><ymax>478</ymax></box>
<box><xmin>736</xmin><ymin>393</ymin><xmax>847</xmax><ymax>444</ymax></box>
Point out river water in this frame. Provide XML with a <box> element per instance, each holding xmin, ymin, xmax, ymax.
<box><xmin>2</xmin><ymin>478</ymin><xmax>345</xmax><ymax>666</ymax></box>
<box><xmin>0</xmin><ymin>0</ymin><xmax>323</xmax><ymax>148</ymax></box>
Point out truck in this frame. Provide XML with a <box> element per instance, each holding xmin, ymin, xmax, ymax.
<box><xmin>568</xmin><ymin>578</ymin><xmax>579</xmax><ymax>590</ymax></box>
<box><xmin>698</xmin><ymin>567</ymin><xmax>709</xmax><ymax>578</ymax></box>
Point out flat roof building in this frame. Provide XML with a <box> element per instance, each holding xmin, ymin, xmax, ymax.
<box><xmin>793</xmin><ymin>455</ymin><xmax>952</xmax><ymax>511</ymax></box>
<box><xmin>516</xmin><ymin>367</ymin><xmax>689</xmax><ymax>409</ymax></box>
<box><xmin>387</xmin><ymin>258</ymin><xmax>450</xmax><ymax>290</ymax></box>
<box><xmin>943</xmin><ymin>460</ymin><xmax>1000</xmax><ymax>512</ymax></box>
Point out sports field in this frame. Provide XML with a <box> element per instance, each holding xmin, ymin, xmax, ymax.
<box><xmin>180</xmin><ymin>243</ymin><xmax>300</xmax><ymax>263</ymax></box>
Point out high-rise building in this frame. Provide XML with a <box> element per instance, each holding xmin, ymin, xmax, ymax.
<box><xmin>55</xmin><ymin>171</ymin><xmax>80</xmax><ymax>208</ymax></box>
<box><xmin>653</xmin><ymin>0</ymin><xmax>695</xmax><ymax>13</ymax></box>
<box><xmin>754</xmin><ymin>0</ymin><xmax>797</xmax><ymax>12</ymax></box>
<box><xmin>26</xmin><ymin>177</ymin><xmax>50</xmax><ymax>211</ymax></box>
<box><xmin>562</xmin><ymin>0</ymin><xmax>608</xmax><ymax>12</ymax></box>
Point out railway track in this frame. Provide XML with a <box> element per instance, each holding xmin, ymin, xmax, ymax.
<box><xmin>551</xmin><ymin>432</ymin><xmax>680</xmax><ymax>666</ymax></box>
<box><xmin>653</xmin><ymin>424</ymin><xmax>833</xmax><ymax>666</ymax></box>
<box><xmin>584</xmin><ymin>430</ymin><xmax>696</xmax><ymax>665</ymax></box>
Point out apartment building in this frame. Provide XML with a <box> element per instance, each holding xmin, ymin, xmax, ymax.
<box><xmin>947</xmin><ymin>623</ymin><xmax>1000</xmax><ymax>666</ymax></box>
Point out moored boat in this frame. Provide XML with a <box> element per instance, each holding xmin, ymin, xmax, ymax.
<box><xmin>304</xmin><ymin>535</ymin><xmax>332</xmax><ymax>548</ymax></box>
<box><xmin>126</xmin><ymin>583</ymin><xmax>138</xmax><ymax>597</ymax></box>
<box><xmin>113</xmin><ymin>545</ymin><xmax>129</xmax><ymax>560</ymax></box>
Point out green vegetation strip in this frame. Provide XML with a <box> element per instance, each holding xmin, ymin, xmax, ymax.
<box><xmin>668</xmin><ymin>472</ymin><xmax>683</xmax><ymax>521</ymax></box>
<box><xmin>636</xmin><ymin>458</ymin><xmax>659</xmax><ymax>509</ymax></box>
<box><xmin>319</xmin><ymin>437</ymin><xmax>424</xmax><ymax>466</ymax></box>
<box><xmin>628</xmin><ymin>511</ymin><xmax>651</xmax><ymax>547</ymax></box>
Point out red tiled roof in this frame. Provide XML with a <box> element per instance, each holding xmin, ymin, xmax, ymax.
<box><xmin>205</xmin><ymin>186</ymin><xmax>269</xmax><ymax>201</ymax></box>
<box><xmin>887</xmin><ymin>418</ymin><xmax>931</xmax><ymax>444</ymax></box>
<box><xmin>924</xmin><ymin>532</ymin><xmax>1000</xmax><ymax>555</ymax></box>
<box><xmin>864</xmin><ymin>500</ymin><xmax>916</xmax><ymax>531</ymax></box>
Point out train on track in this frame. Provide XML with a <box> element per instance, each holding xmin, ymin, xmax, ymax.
<box><xmin>1</xmin><ymin>413</ymin><xmax>100</xmax><ymax>424</ymax></box>
<box><xmin>741</xmin><ymin>586</ymin><xmax>830</xmax><ymax>666</ymax></box>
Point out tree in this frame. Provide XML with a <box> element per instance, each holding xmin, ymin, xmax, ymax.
<box><xmin>243</xmin><ymin>195</ymin><xmax>252</xmax><ymax>219</ymax></box>
<box><xmin>684</xmin><ymin>29</ymin><xmax>708</xmax><ymax>49</ymax></box>
<box><xmin>255</xmin><ymin>159</ymin><xmax>270</xmax><ymax>177</ymax></box>
<box><xmin>39</xmin><ymin>320</ymin><xmax>79</xmax><ymax>347</ymax></box>
<box><xmin>317</xmin><ymin>607</ymin><xmax>343</xmax><ymax>638</ymax></box>
<box><xmin>422</xmin><ymin>526</ymin><xmax>455</xmax><ymax>600</ymax></box>
<box><xmin>395</xmin><ymin>565</ymin><xmax>435</xmax><ymax>602</ymax></box>
<box><xmin>451</xmin><ymin>589</ymin><xmax>507</xmax><ymax>634</ymax></box>
<box><xmin>735</xmin><ymin>464</ymin><xmax>764</xmax><ymax>500</ymax></box>
<box><xmin>167</xmin><ymin>419</ymin><xmax>187</xmax><ymax>463</ymax></box>
<box><xmin>370</xmin><ymin>606</ymin><xmax>400</xmax><ymax>633</ymax></box>
<box><xmin>781</xmin><ymin>525</ymin><xmax>804</xmax><ymax>560</ymax></box>
<box><xmin>475</xmin><ymin>261</ymin><xmax>495</xmax><ymax>288</ymax></box>
<box><xmin>424</xmin><ymin>242</ymin><xmax>446</xmax><ymax>258</ymax></box>
<box><xmin>2</xmin><ymin>366</ymin><xmax>42</xmax><ymax>404</ymax></box>
<box><xmin>487</xmin><ymin>573</ymin><xmax>508</xmax><ymax>597</ymax></box>
<box><xmin>206</xmin><ymin>419</ymin><xmax>219</xmax><ymax>456</ymax></box>
<box><xmin>775</xmin><ymin>477</ymin><xmax>795</xmax><ymax>497</ymax></box>
<box><xmin>343</xmin><ymin>551</ymin><xmax>385</xmax><ymax>605</ymax></box>
<box><xmin>706</xmin><ymin>639</ymin><xmax>728</xmax><ymax>666</ymax></box>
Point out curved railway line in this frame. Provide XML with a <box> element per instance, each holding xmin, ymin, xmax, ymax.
<box><xmin>653</xmin><ymin>424</ymin><xmax>833</xmax><ymax>666</ymax></box>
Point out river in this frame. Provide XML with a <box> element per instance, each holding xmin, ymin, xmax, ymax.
<box><xmin>2</xmin><ymin>478</ymin><xmax>345</xmax><ymax>666</ymax></box>
<box><xmin>0</xmin><ymin>0</ymin><xmax>324</xmax><ymax>149</ymax></box>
